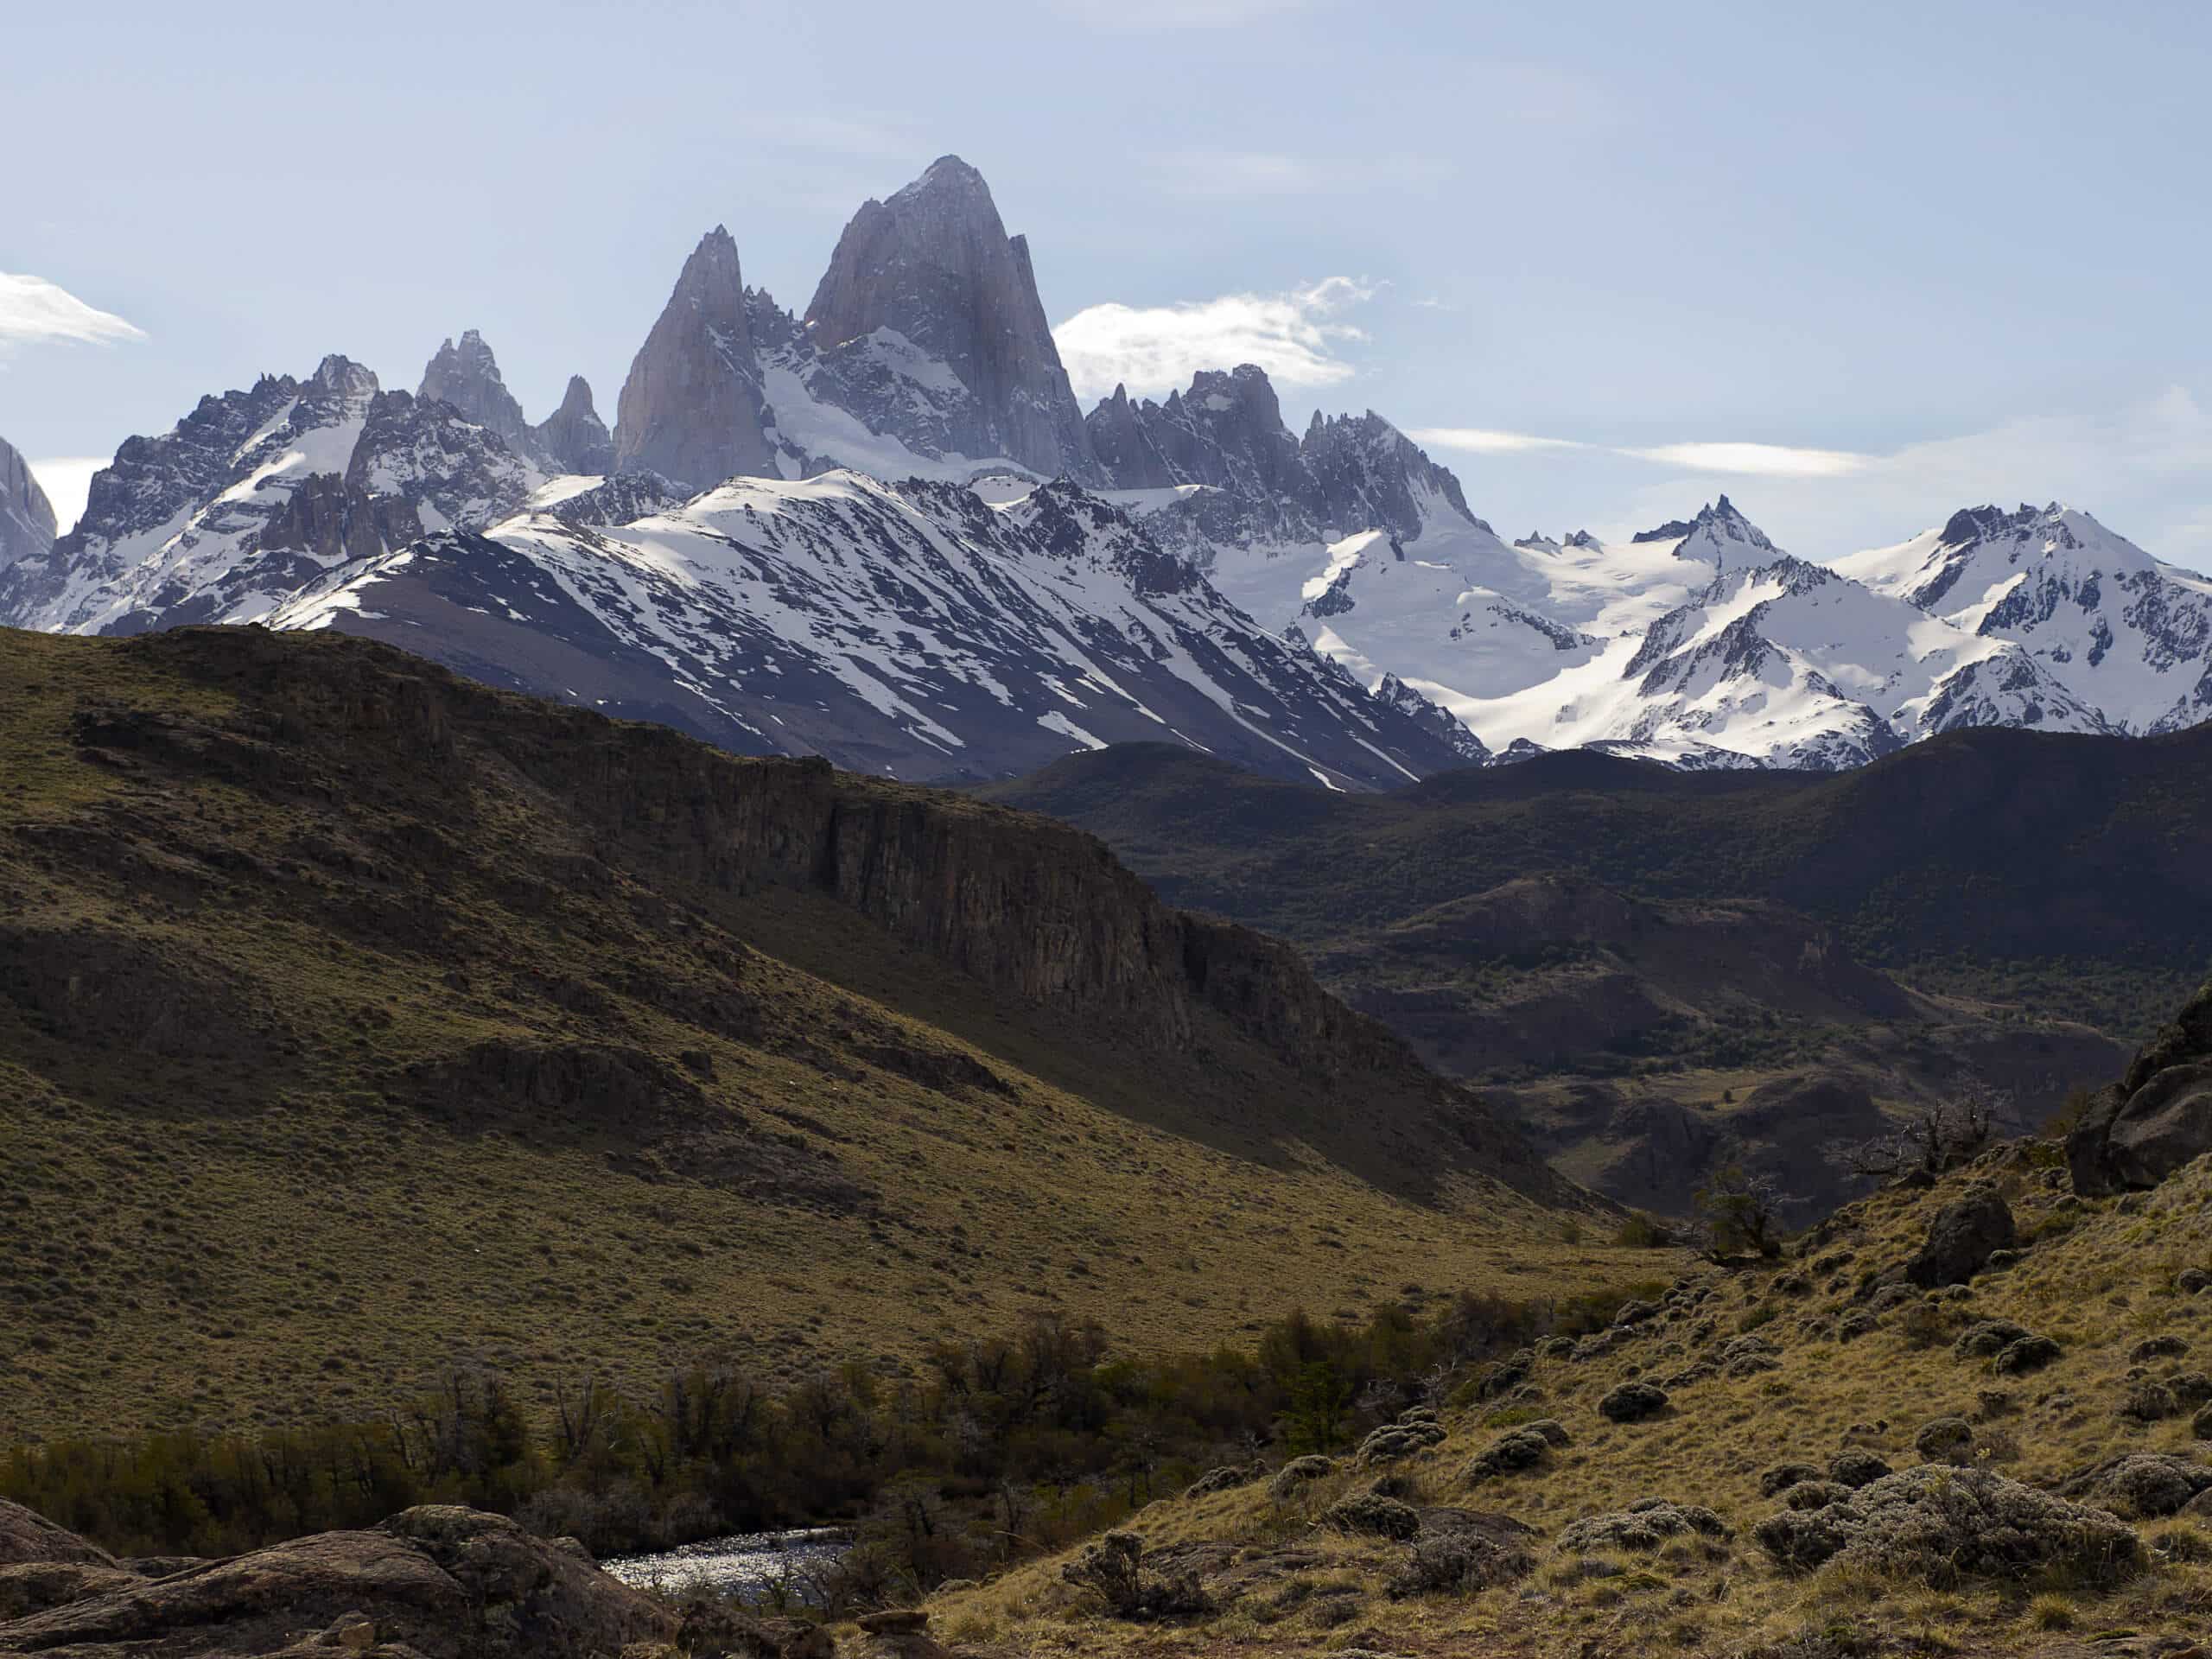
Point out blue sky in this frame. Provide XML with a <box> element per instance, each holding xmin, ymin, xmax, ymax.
<box><xmin>4</xmin><ymin>0</ymin><xmax>2209</xmax><ymax>563</ymax></box>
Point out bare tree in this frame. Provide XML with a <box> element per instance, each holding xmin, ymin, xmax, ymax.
<box><xmin>1836</xmin><ymin>1079</ymin><xmax>2006</xmax><ymax>1185</ymax></box>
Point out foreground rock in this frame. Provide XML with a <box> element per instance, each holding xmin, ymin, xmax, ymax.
<box><xmin>0</xmin><ymin>1501</ymin><xmax>118</xmax><ymax>1570</ymax></box>
<box><xmin>1904</xmin><ymin>1185</ymin><xmax>2015</xmax><ymax>1287</ymax></box>
<box><xmin>2070</xmin><ymin>980</ymin><xmax>2212</xmax><ymax>1193</ymax></box>
<box><xmin>0</xmin><ymin>1504</ymin><xmax>673</xmax><ymax>1658</ymax></box>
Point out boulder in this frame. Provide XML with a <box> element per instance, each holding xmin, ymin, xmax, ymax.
<box><xmin>1827</xmin><ymin>1450</ymin><xmax>1892</xmax><ymax>1489</ymax></box>
<box><xmin>1912</xmin><ymin>1416</ymin><xmax>1977</xmax><ymax>1465</ymax></box>
<box><xmin>2069</xmin><ymin>983</ymin><xmax>2212</xmax><ymax>1193</ymax></box>
<box><xmin>1993</xmin><ymin>1333</ymin><xmax>2063</xmax><ymax>1374</ymax></box>
<box><xmin>0</xmin><ymin>1500</ymin><xmax>118</xmax><ymax>1569</ymax></box>
<box><xmin>0</xmin><ymin>1503</ymin><xmax>672</xmax><ymax>1658</ymax></box>
<box><xmin>1598</xmin><ymin>1382</ymin><xmax>1669</xmax><ymax>1423</ymax></box>
<box><xmin>1904</xmin><ymin>1186</ymin><xmax>2015</xmax><ymax>1288</ymax></box>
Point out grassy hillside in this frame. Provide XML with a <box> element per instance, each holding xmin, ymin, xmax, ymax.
<box><xmin>0</xmin><ymin>627</ymin><xmax>1631</xmax><ymax>1444</ymax></box>
<box><xmin>929</xmin><ymin>1148</ymin><xmax>2212</xmax><ymax>1657</ymax></box>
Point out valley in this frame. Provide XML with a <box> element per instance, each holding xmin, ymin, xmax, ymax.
<box><xmin>0</xmin><ymin>624</ymin><xmax>1619</xmax><ymax>1445</ymax></box>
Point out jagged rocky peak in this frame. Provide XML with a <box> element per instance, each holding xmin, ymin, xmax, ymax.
<box><xmin>804</xmin><ymin>156</ymin><xmax>1099</xmax><ymax>480</ymax></box>
<box><xmin>532</xmin><ymin>375</ymin><xmax>613</xmax><ymax>475</ymax></box>
<box><xmin>299</xmin><ymin>353</ymin><xmax>381</xmax><ymax>420</ymax></box>
<box><xmin>1662</xmin><ymin>494</ymin><xmax>1778</xmax><ymax>567</ymax></box>
<box><xmin>1301</xmin><ymin>409</ymin><xmax>1479</xmax><ymax>536</ymax></box>
<box><xmin>1087</xmin><ymin>363</ymin><xmax>1309</xmax><ymax>500</ymax></box>
<box><xmin>1373</xmin><ymin>671</ymin><xmax>1491</xmax><ymax>765</ymax></box>
<box><xmin>417</xmin><ymin>328</ymin><xmax>532</xmax><ymax>452</ymax></box>
<box><xmin>0</xmin><ymin>435</ymin><xmax>58</xmax><ymax>571</ymax></box>
<box><xmin>614</xmin><ymin>226</ymin><xmax>774</xmax><ymax>489</ymax></box>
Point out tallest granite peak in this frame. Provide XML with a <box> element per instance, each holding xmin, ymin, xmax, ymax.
<box><xmin>804</xmin><ymin>158</ymin><xmax>1099</xmax><ymax>482</ymax></box>
<box><xmin>613</xmin><ymin>226</ymin><xmax>775</xmax><ymax>489</ymax></box>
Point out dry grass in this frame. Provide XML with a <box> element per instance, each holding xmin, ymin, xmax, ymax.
<box><xmin>920</xmin><ymin>1154</ymin><xmax>2212</xmax><ymax>1656</ymax></box>
<box><xmin>0</xmin><ymin>628</ymin><xmax>1651</xmax><ymax>1439</ymax></box>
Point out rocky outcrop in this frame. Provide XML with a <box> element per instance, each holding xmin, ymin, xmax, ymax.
<box><xmin>0</xmin><ymin>435</ymin><xmax>56</xmax><ymax>572</ymax></box>
<box><xmin>345</xmin><ymin>391</ymin><xmax>540</xmax><ymax>531</ymax></box>
<box><xmin>0</xmin><ymin>1500</ymin><xmax>118</xmax><ymax>1569</ymax></box>
<box><xmin>2070</xmin><ymin>981</ymin><xmax>2212</xmax><ymax>1193</ymax></box>
<box><xmin>613</xmin><ymin>227</ymin><xmax>776</xmax><ymax>489</ymax></box>
<box><xmin>0</xmin><ymin>370</ymin><xmax>305</xmax><ymax>629</ymax></box>
<box><xmin>531</xmin><ymin>376</ymin><xmax>614</xmax><ymax>475</ymax></box>
<box><xmin>1086</xmin><ymin>364</ymin><xmax>1484</xmax><ymax>549</ymax></box>
<box><xmin>419</xmin><ymin>338</ymin><xmax>612</xmax><ymax>478</ymax></box>
<box><xmin>1904</xmin><ymin>1185</ymin><xmax>2016</xmax><ymax>1287</ymax></box>
<box><xmin>255</xmin><ymin>474</ymin><xmax>423</xmax><ymax>565</ymax></box>
<box><xmin>418</xmin><ymin>330</ymin><xmax>534</xmax><ymax>455</ymax></box>
<box><xmin>804</xmin><ymin>156</ymin><xmax>1099</xmax><ymax>481</ymax></box>
<box><xmin>0</xmin><ymin>1504</ymin><xmax>672</xmax><ymax>1658</ymax></box>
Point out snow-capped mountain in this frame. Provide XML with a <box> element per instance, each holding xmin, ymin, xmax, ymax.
<box><xmin>0</xmin><ymin>354</ymin><xmax>547</xmax><ymax>635</ymax></box>
<box><xmin>1836</xmin><ymin>503</ymin><xmax>2212</xmax><ymax>735</ymax></box>
<box><xmin>260</xmin><ymin>470</ymin><xmax>1475</xmax><ymax>787</ymax></box>
<box><xmin>1447</xmin><ymin>543</ymin><xmax>2109</xmax><ymax>769</ymax></box>
<box><xmin>0</xmin><ymin>435</ymin><xmax>55</xmax><ymax>573</ymax></box>
<box><xmin>12</xmin><ymin>149</ymin><xmax>2212</xmax><ymax>785</ymax></box>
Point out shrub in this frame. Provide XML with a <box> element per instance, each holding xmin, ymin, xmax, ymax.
<box><xmin>1386</xmin><ymin>1534</ymin><xmax>1535</xmax><ymax>1598</ymax></box>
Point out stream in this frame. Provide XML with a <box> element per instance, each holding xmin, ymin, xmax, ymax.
<box><xmin>601</xmin><ymin>1528</ymin><xmax>852</xmax><ymax>1601</ymax></box>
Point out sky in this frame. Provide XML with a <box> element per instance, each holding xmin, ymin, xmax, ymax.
<box><xmin>3</xmin><ymin>0</ymin><xmax>2209</xmax><ymax>565</ymax></box>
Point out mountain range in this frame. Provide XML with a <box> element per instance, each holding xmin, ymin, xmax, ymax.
<box><xmin>8</xmin><ymin>154</ymin><xmax>2212</xmax><ymax>783</ymax></box>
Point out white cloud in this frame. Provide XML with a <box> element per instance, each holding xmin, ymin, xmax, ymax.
<box><xmin>1620</xmin><ymin>441</ymin><xmax>1874</xmax><ymax>479</ymax></box>
<box><xmin>28</xmin><ymin>457</ymin><xmax>105</xmax><ymax>538</ymax></box>
<box><xmin>0</xmin><ymin>274</ymin><xmax>143</xmax><ymax>353</ymax></box>
<box><xmin>1413</xmin><ymin>427</ymin><xmax>1869</xmax><ymax>477</ymax></box>
<box><xmin>1054</xmin><ymin>277</ymin><xmax>1375</xmax><ymax>401</ymax></box>
<box><xmin>1592</xmin><ymin>387</ymin><xmax>2212</xmax><ymax>565</ymax></box>
<box><xmin>1409</xmin><ymin>427</ymin><xmax>1587</xmax><ymax>455</ymax></box>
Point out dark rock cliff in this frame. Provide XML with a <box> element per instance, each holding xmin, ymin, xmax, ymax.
<box><xmin>101</xmin><ymin>624</ymin><xmax>1573</xmax><ymax>1204</ymax></box>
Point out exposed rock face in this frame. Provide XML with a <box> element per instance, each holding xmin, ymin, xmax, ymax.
<box><xmin>0</xmin><ymin>1503</ymin><xmax>673</xmax><ymax>1658</ymax></box>
<box><xmin>0</xmin><ymin>436</ymin><xmax>56</xmax><ymax>572</ymax></box>
<box><xmin>531</xmin><ymin>376</ymin><xmax>614</xmax><ymax>474</ymax></box>
<box><xmin>257</xmin><ymin>474</ymin><xmax>425</xmax><ymax>566</ymax></box>
<box><xmin>1371</xmin><ymin>671</ymin><xmax>1491</xmax><ymax>765</ymax></box>
<box><xmin>1905</xmin><ymin>1185</ymin><xmax>2016</xmax><ymax>1287</ymax></box>
<box><xmin>417</xmin><ymin>329</ymin><xmax>534</xmax><ymax>454</ymax></box>
<box><xmin>260</xmin><ymin>472</ymin><xmax>1479</xmax><ymax>791</ymax></box>
<box><xmin>0</xmin><ymin>1499</ymin><xmax>118</xmax><ymax>1569</ymax></box>
<box><xmin>2070</xmin><ymin>981</ymin><xmax>2212</xmax><ymax>1193</ymax></box>
<box><xmin>0</xmin><ymin>354</ymin><xmax>547</xmax><ymax>638</ymax></box>
<box><xmin>804</xmin><ymin>156</ymin><xmax>1099</xmax><ymax>480</ymax></box>
<box><xmin>0</xmin><ymin>357</ymin><xmax>375</xmax><ymax>633</ymax></box>
<box><xmin>345</xmin><ymin>391</ymin><xmax>541</xmax><ymax>530</ymax></box>
<box><xmin>614</xmin><ymin>226</ymin><xmax>776</xmax><ymax>488</ymax></box>
<box><xmin>1086</xmin><ymin>364</ymin><xmax>1485</xmax><ymax>550</ymax></box>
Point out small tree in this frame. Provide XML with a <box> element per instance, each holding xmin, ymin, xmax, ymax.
<box><xmin>1284</xmin><ymin>1361</ymin><xmax>1352</xmax><ymax>1453</ymax></box>
<box><xmin>1838</xmin><ymin>1079</ymin><xmax>2005</xmax><ymax>1185</ymax></box>
<box><xmin>1693</xmin><ymin>1164</ymin><xmax>1787</xmax><ymax>1260</ymax></box>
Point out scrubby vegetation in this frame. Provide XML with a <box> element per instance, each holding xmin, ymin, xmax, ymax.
<box><xmin>1</xmin><ymin>1283</ymin><xmax>1661</xmax><ymax>1580</ymax></box>
<box><xmin>911</xmin><ymin>1146</ymin><xmax>2212</xmax><ymax>1657</ymax></box>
